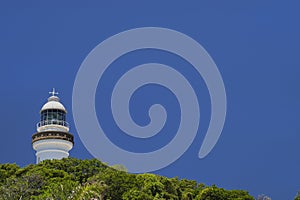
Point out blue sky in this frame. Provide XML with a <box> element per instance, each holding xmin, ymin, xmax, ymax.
<box><xmin>1</xmin><ymin>1</ymin><xmax>300</xmax><ymax>199</ymax></box>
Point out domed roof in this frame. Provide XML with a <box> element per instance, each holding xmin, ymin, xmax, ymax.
<box><xmin>40</xmin><ymin>90</ymin><xmax>67</xmax><ymax>113</ymax></box>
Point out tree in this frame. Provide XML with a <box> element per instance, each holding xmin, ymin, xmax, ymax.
<box><xmin>88</xmin><ymin>168</ymin><xmax>137</xmax><ymax>200</ymax></box>
<box><xmin>0</xmin><ymin>172</ymin><xmax>44</xmax><ymax>200</ymax></box>
<box><xmin>0</xmin><ymin>163</ymin><xmax>20</xmax><ymax>185</ymax></box>
<box><xmin>0</xmin><ymin>158</ymin><xmax>255</xmax><ymax>200</ymax></box>
<box><xmin>111</xmin><ymin>164</ymin><xmax>128</xmax><ymax>172</ymax></box>
<box><xmin>195</xmin><ymin>185</ymin><xmax>254</xmax><ymax>200</ymax></box>
<box><xmin>122</xmin><ymin>188</ymin><xmax>153</xmax><ymax>200</ymax></box>
<box><xmin>295</xmin><ymin>192</ymin><xmax>300</xmax><ymax>200</ymax></box>
<box><xmin>37</xmin><ymin>179</ymin><xmax>78</xmax><ymax>200</ymax></box>
<box><xmin>68</xmin><ymin>181</ymin><xmax>108</xmax><ymax>200</ymax></box>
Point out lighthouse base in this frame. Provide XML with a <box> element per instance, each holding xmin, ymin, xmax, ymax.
<box><xmin>32</xmin><ymin>139</ymin><xmax>73</xmax><ymax>164</ymax></box>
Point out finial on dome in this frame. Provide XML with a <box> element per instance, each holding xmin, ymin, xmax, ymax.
<box><xmin>49</xmin><ymin>88</ymin><xmax>59</xmax><ymax>97</ymax></box>
<box><xmin>48</xmin><ymin>88</ymin><xmax>60</xmax><ymax>102</ymax></box>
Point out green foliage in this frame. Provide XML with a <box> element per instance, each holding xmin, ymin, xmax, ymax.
<box><xmin>88</xmin><ymin>168</ymin><xmax>137</xmax><ymax>200</ymax></box>
<box><xmin>0</xmin><ymin>163</ymin><xmax>20</xmax><ymax>184</ymax></box>
<box><xmin>122</xmin><ymin>188</ymin><xmax>153</xmax><ymax>200</ymax></box>
<box><xmin>0</xmin><ymin>158</ymin><xmax>255</xmax><ymax>200</ymax></box>
<box><xmin>38</xmin><ymin>158</ymin><xmax>108</xmax><ymax>183</ymax></box>
<box><xmin>111</xmin><ymin>164</ymin><xmax>128</xmax><ymax>172</ymax></box>
<box><xmin>68</xmin><ymin>181</ymin><xmax>107</xmax><ymax>200</ymax></box>
<box><xmin>37</xmin><ymin>179</ymin><xmax>79</xmax><ymax>200</ymax></box>
<box><xmin>0</xmin><ymin>172</ymin><xmax>45</xmax><ymax>200</ymax></box>
<box><xmin>295</xmin><ymin>191</ymin><xmax>300</xmax><ymax>200</ymax></box>
<box><xmin>195</xmin><ymin>185</ymin><xmax>254</xmax><ymax>200</ymax></box>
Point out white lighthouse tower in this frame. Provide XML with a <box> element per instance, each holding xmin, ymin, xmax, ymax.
<box><xmin>32</xmin><ymin>89</ymin><xmax>74</xmax><ymax>164</ymax></box>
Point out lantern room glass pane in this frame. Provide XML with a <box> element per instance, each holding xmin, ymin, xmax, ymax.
<box><xmin>41</xmin><ymin>109</ymin><xmax>66</xmax><ymax>123</ymax></box>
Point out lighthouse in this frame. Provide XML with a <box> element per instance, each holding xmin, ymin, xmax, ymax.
<box><xmin>32</xmin><ymin>89</ymin><xmax>74</xmax><ymax>164</ymax></box>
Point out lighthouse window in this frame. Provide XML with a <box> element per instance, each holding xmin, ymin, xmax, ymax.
<box><xmin>41</xmin><ymin>109</ymin><xmax>66</xmax><ymax>122</ymax></box>
<box><xmin>52</xmin><ymin>112</ymin><xmax>58</xmax><ymax>120</ymax></box>
<box><xmin>58</xmin><ymin>112</ymin><xmax>64</xmax><ymax>120</ymax></box>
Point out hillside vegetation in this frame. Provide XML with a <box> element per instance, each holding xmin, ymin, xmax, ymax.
<box><xmin>0</xmin><ymin>158</ymin><xmax>254</xmax><ymax>200</ymax></box>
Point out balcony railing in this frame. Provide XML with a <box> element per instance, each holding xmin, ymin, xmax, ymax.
<box><xmin>37</xmin><ymin>120</ymin><xmax>69</xmax><ymax>129</ymax></box>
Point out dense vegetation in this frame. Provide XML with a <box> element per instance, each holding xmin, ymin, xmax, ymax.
<box><xmin>0</xmin><ymin>158</ymin><xmax>255</xmax><ymax>200</ymax></box>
